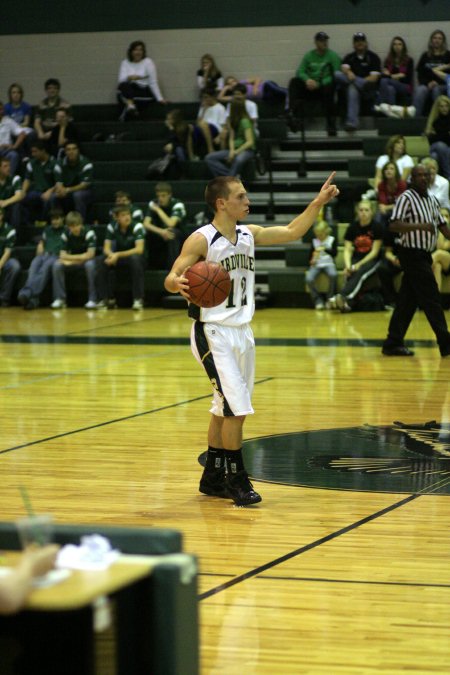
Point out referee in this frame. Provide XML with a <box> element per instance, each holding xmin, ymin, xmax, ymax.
<box><xmin>382</xmin><ymin>164</ymin><xmax>450</xmax><ymax>357</ymax></box>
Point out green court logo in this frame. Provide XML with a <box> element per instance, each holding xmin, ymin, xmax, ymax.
<box><xmin>241</xmin><ymin>421</ymin><xmax>450</xmax><ymax>495</ymax></box>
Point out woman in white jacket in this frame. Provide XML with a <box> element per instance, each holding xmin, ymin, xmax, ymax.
<box><xmin>117</xmin><ymin>40</ymin><xmax>166</xmax><ymax>119</ymax></box>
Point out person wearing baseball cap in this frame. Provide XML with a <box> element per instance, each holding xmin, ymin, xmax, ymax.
<box><xmin>334</xmin><ymin>32</ymin><xmax>381</xmax><ymax>131</ymax></box>
<box><xmin>287</xmin><ymin>30</ymin><xmax>341</xmax><ymax>136</ymax></box>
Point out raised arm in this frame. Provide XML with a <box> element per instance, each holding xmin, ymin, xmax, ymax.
<box><xmin>249</xmin><ymin>172</ymin><xmax>339</xmax><ymax>246</ymax></box>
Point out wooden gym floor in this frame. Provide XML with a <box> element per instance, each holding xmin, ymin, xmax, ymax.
<box><xmin>0</xmin><ymin>305</ymin><xmax>449</xmax><ymax>674</ymax></box>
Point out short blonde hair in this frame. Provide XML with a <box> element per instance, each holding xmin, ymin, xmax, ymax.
<box><xmin>313</xmin><ymin>220</ymin><xmax>331</xmax><ymax>236</ymax></box>
<box><xmin>65</xmin><ymin>211</ymin><xmax>83</xmax><ymax>227</ymax></box>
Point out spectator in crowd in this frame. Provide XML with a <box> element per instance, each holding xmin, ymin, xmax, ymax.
<box><xmin>414</xmin><ymin>30</ymin><xmax>450</xmax><ymax>117</ymax></box>
<box><xmin>97</xmin><ymin>204</ymin><xmax>145</xmax><ymax>310</ymax></box>
<box><xmin>287</xmin><ymin>31</ymin><xmax>341</xmax><ymax>136</ymax></box>
<box><xmin>305</xmin><ymin>219</ymin><xmax>338</xmax><ymax>309</ymax></box>
<box><xmin>422</xmin><ymin>156</ymin><xmax>450</xmax><ymax>208</ymax></box>
<box><xmin>425</xmin><ymin>95</ymin><xmax>450</xmax><ymax>179</ymax></box>
<box><xmin>18</xmin><ymin>208</ymin><xmax>65</xmax><ymax>310</ymax></box>
<box><xmin>0</xmin><ymin>206</ymin><xmax>21</xmax><ymax>307</ymax></box>
<box><xmin>330</xmin><ymin>200</ymin><xmax>383</xmax><ymax>312</ymax></box>
<box><xmin>217</xmin><ymin>83</ymin><xmax>260</xmax><ymax>151</ymax></box>
<box><xmin>376</xmin><ymin>161</ymin><xmax>408</xmax><ymax>226</ymax></box>
<box><xmin>378</xmin><ymin>37</ymin><xmax>414</xmax><ymax>107</ymax></box>
<box><xmin>218</xmin><ymin>75</ymin><xmax>287</xmax><ymax>104</ymax></box>
<box><xmin>374</xmin><ymin>135</ymin><xmax>414</xmax><ymax>186</ymax></box>
<box><xmin>0</xmin><ymin>545</ymin><xmax>59</xmax><ymax>615</ymax></box>
<box><xmin>110</xmin><ymin>190</ymin><xmax>144</xmax><ymax>224</ymax></box>
<box><xmin>48</xmin><ymin>108</ymin><xmax>79</xmax><ymax>159</ymax></box>
<box><xmin>51</xmin><ymin>141</ymin><xmax>93</xmax><ymax>220</ymax></box>
<box><xmin>164</xmin><ymin>109</ymin><xmax>195</xmax><ymax>163</ymax></box>
<box><xmin>4</xmin><ymin>83</ymin><xmax>33</xmax><ymax>130</ymax></box>
<box><xmin>196</xmin><ymin>54</ymin><xmax>224</xmax><ymax>95</ymax></box>
<box><xmin>432</xmin><ymin>206</ymin><xmax>450</xmax><ymax>291</ymax></box>
<box><xmin>205</xmin><ymin>99</ymin><xmax>255</xmax><ymax>177</ymax></box>
<box><xmin>51</xmin><ymin>210</ymin><xmax>97</xmax><ymax>309</ymax></box>
<box><xmin>0</xmin><ymin>101</ymin><xmax>27</xmax><ymax>175</ymax></box>
<box><xmin>21</xmin><ymin>140</ymin><xmax>57</xmax><ymax>226</ymax></box>
<box><xmin>335</xmin><ymin>32</ymin><xmax>381</xmax><ymax>132</ymax></box>
<box><xmin>0</xmin><ymin>157</ymin><xmax>23</xmax><ymax>231</ymax></box>
<box><xmin>143</xmin><ymin>181</ymin><xmax>186</xmax><ymax>270</ymax></box>
<box><xmin>194</xmin><ymin>88</ymin><xmax>227</xmax><ymax>155</ymax></box>
<box><xmin>34</xmin><ymin>78</ymin><xmax>72</xmax><ymax>142</ymax></box>
<box><xmin>117</xmin><ymin>40</ymin><xmax>166</xmax><ymax>120</ymax></box>
<box><xmin>224</xmin><ymin>83</ymin><xmax>259</xmax><ymax>136</ymax></box>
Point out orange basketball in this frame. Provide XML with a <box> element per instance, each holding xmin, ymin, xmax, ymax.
<box><xmin>185</xmin><ymin>261</ymin><xmax>231</xmax><ymax>308</ymax></box>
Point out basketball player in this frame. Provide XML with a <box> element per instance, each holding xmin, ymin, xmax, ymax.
<box><xmin>164</xmin><ymin>173</ymin><xmax>339</xmax><ymax>505</ymax></box>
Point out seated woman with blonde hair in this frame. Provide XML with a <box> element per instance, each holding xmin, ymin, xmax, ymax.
<box><xmin>432</xmin><ymin>207</ymin><xmax>450</xmax><ymax>291</ymax></box>
<box><xmin>425</xmin><ymin>95</ymin><xmax>450</xmax><ymax>179</ymax></box>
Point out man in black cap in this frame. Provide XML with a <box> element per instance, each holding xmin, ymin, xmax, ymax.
<box><xmin>287</xmin><ymin>31</ymin><xmax>341</xmax><ymax>136</ymax></box>
<box><xmin>334</xmin><ymin>32</ymin><xmax>381</xmax><ymax>131</ymax></box>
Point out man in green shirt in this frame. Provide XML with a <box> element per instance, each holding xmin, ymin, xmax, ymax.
<box><xmin>21</xmin><ymin>140</ymin><xmax>57</xmax><ymax>225</ymax></box>
<box><xmin>50</xmin><ymin>141</ymin><xmax>93</xmax><ymax>220</ymax></box>
<box><xmin>0</xmin><ymin>206</ymin><xmax>21</xmax><ymax>306</ymax></box>
<box><xmin>143</xmin><ymin>182</ymin><xmax>187</xmax><ymax>270</ymax></box>
<box><xmin>97</xmin><ymin>204</ymin><xmax>146</xmax><ymax>310</ymax></box>
<box><xmin>287</xmin><ymin>31</ymin><xmax>341</xmax><ymax>136</ymax></box>
<box><xmin>17</xmin><ymin>208</ymin><xmax>65</xmax><ymax>309</ymax></box>
<box><xmin>51</xmin><ymin>210</ymin><xmax>98</xmax><ymax>309</ymax></box>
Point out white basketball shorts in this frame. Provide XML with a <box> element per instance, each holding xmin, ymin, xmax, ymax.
<box><xmin>190</xmin><ymin>321</ymin><xmax>255</xmax><ymax>417</ymax></box>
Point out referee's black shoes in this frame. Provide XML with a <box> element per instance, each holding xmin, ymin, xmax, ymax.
<box><xmin>382</xmin><ymin>345</ymin><xmax>415</xmax><ymax>356</ymax></box>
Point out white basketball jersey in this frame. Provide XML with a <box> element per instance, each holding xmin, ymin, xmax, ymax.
<box><xmin>189</xmin><ymin>223</ymin><xmax>255</xmax><ymax>326</ymax></box>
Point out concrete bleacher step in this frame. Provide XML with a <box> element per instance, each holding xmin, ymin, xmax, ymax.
<box><xmin>375</xmin><ymin>117</ymin><xmax>426</xmax><ymax>136</ymax></box>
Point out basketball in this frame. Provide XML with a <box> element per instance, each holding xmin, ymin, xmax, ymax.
<box><xmin>185</xmin><ymin>261</ymin><xmax>231</xmax><ymax>308</ymax></box>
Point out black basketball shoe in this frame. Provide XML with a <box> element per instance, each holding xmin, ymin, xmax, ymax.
<box><xmin>199</xmin><ymin>468</ymin><xmax>229</xmax><ymax>498</ymax></box>
<box><xmin>226</xmin><ymin>471</ymin><xmax>262</xmax><ymax>506</ymax></box>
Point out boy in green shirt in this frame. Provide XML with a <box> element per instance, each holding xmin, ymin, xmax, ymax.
<box><xmin>51</xmin><ymin>210</ymin><xmax>98</xmax><ymax>309</ymax></box>
<box><xmin>18</xmin><ymin>208</ymin><xmax>65</xmax><ymax>309</ymax></box>
<box><xmin>0</xmin><ymin>206</ymin><xmax>20</xmax><ymax>306</ymax></box>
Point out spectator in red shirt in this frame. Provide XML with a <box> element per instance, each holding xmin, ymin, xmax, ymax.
<box><xmin>377</xmin><ymin>161</ymin><xmax>407</xmax><ymax>226</ymax></box>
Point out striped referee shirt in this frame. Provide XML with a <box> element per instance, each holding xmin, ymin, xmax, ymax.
<box><xmin>390</xmin><ymin>187</ymin><xmax>445</xmax><ymax>252</ymax></box>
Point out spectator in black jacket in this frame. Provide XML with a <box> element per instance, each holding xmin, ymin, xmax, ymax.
<box><xmin>413</xmin><ymin>30</ymin><xmax>450</xmax><ymax>116</ymax></box>
<box><xmin>334</xmin><ymin>32</ymin><xmax>381</xmax><ymax>132</ymax></box>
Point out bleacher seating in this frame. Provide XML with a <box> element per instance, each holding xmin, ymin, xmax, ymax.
<box><xmin>12</xmin><ymin>102</ymin><xmax>450</xmax><ymax>308</ymax></box>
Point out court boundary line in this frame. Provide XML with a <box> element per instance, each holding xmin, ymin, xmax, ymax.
<box><xmin>0</xmin><ymin>334</ymin><xmax>438</xmax><ymax>348</ymax></box>
<box><xmin>199</xmin><ymin>571</ymin><xmax>450</xmax><ymax>590</ymax></box>
<box><xmin>0</xmin><ymin>377</ymin><xmax>274</xmax><ymax>456</ymax></box>
<box><xmin>198</xmin><ymin>493</ymin><xmax>419</xmax><ymax>600</ymax></box>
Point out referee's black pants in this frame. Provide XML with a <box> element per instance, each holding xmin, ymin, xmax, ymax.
<box><xmin>383</xmin><ymin>248</ymin><xmax>450</xmax><ymax>355</ymax></box>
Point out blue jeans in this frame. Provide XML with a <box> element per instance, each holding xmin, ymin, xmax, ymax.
<box><xmin>413</xmin><ymin>83</ymin><xmax>446</xmax><ymax>117</ymax></box>
<box><xmin>378</xmin><ymin>78</ymin><xmax>411</xmax><ymax>105</ymax></box>
<box><xmin>305</xmin><ymin>263</ymin><xmax>337</xmax><ymax>302</ymax></box>
<box><xmin>97</xmin><ymin>254</ymin><xmax>145</xmax><ymax>302</ymax></box>
<box><xmin>19</xmin><ymin>253</ymin><xmax>57</xmax><ymax>301</ymax></box>
<box><xmin>49</xmin><ymin>189</ymin><xmax>92</xmax><ymax>221</ymax></box>
<box><xmin>52</xmin><ymin>259</ymin><xmax>97</xmax><ymax>302</ymax></box>
<box><xmin>334</xmin><ymin>71</ymin><xmax>377</xmax><ymax>128</ymax></box>
<box><xmin>0</xmin><ymin>258</ymin><xmax>21</xmax><ymax>303</ymax></box>
<box><xmin>0</xmin><ymin>149</ymin><xmax>20</xmax><ymax>176</ymax></box>
<box><xmin>205</xmin><ymin>149</ymin><xmax>254</xmax><ymax>177</ymax></box>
